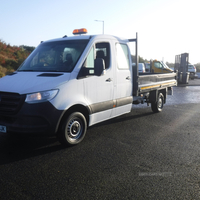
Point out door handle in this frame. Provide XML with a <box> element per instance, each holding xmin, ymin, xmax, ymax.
<box><xmin>126</xmin><ymin>76</ymin><xmax>131</xmax><ymax>80</ymax></box>
<box><xmin>106</xmin><ymin>78</ymin><xmax>112</xmax><ymax>82</ymax></box>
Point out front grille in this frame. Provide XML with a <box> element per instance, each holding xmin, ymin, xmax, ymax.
<box><xmin>0</xmin><ymin>92</ymin><xmax>25</xmax><ymax>115</ymax></box>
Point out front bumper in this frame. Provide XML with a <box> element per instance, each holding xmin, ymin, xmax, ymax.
<box><xmin>0</xmin><ymin>101</ymin><xmax>63</xmax><ymax>135</ymax></box>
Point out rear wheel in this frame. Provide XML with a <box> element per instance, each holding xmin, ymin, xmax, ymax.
<box><xmin>57</xmin><ymin>112</ymin><xmax>87</xmax><ymax>147</ymax></box>
<box><xmin>151</xmin><ymin>93</ymin><xmax>164</xmax><ymax>113</ymax></box>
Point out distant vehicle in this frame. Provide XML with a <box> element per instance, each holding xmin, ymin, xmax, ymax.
<box><xmin>138</xmin><ymin>63</ymin><xmax>146</xmax><ymax>73</ymax></box>
<box><xmin>188</xmin><ymin>64</ymin><xmax>196</xmax><ymax>79</ymax></box>
<box><xmin>145</xmin><ymin>62</ymin><xmax>150</xmax><ymax>72</ymax></box>
<box><xmin>145</xmin><ymin>60</ymin><xmax>173</xmax><ymax>73</ymax></box>
<box><xmin>153</xmin><ymin>60</ymin><xmax>173</xmax><ymax>73</ymax></box>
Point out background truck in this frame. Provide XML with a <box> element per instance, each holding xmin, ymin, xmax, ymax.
<box><xmin>0</xmin><ymin>30</ymin><xmax>177</xmax><ymax>146</ymax></box>
<box><xmin>145</xmin><ymin>60</ymin><xmax>173</xmax><ymax>73</ymax></box>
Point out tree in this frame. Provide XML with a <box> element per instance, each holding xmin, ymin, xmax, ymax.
<box><xmin>131</xmin><ymin>55</ymin><xmax>149</xmax><ymax>64</ymax></box>
<box><xmin>0</xmin><ymin>40</ymin><xmax>35</xmax><ymax>77</ymax></box>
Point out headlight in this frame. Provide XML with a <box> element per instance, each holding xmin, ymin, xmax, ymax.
<box><xmin>25</xmin><ymin>89</ymin><xmax>59</xmax><ymax>104</ymax></box>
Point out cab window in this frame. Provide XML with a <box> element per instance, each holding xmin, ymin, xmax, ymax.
<box><xmin>95</xmin><ymin>42</ymin><xmax>110</xmax><ymax>69</ymax></box>
<box><xmin>78</xmin><ymin>42</ymin><xmax>110</xmax><ymax>78</ymax></box>
<box><xmin>154</xmin><ymin>62</ymin><xmax>163</xmax><ymax>69</ymax></box>
<box><xmin>84</xmin><ymin>46</ymin><xmax>95</xmax><ymax>75</ymax></box>
<box><xmin>116</xmin><ymin>43</ymin><xmax>129</xmax><ymax>69</ymax></box>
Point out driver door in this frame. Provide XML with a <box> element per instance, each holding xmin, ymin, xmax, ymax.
<box><xmin>78</xmin><ymin>42</ymin><xmax>114</xmax><ymax>126</ymax></box>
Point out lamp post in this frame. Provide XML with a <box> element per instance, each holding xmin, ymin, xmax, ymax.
<box><xmin>95</xmin><ymin>20</ymin><xmax>104</xmax><ymax>34</ymax></box>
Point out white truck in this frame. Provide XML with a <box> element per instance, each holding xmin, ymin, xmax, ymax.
<box><xmin>0</xmin><ymin>29</ymin><xmax>177</xmax><ymax>146</ymax></box>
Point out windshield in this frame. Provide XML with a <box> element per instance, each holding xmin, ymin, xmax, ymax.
<box><xmin>161</xmin><ymin>61</ymin><xmax>170</xmax><ymax>69</ymax></box>
<box><xmin>18</xmin><ymin>40</ymin><xmax>89</xmax><ymax>72</ymax></box>
<box><xmin>188</xmin><ymin>64</ymin><xmax>194</xmax><ymax>68</ymax></box>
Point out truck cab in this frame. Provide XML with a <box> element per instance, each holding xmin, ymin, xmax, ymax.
<box><xmin>0</xmin><ymin>29</ymin><xmax>134</xmax><ymax>146</ymax></box>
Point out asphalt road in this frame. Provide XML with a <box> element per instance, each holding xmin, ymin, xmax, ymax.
<box><xmin>1</xmin><ymin>79</ymin><xmax>200</xmax><ymax>199</ymax></box>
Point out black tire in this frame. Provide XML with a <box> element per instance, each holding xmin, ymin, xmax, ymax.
<box><xmin>151</xmin><ymin>93</ymin><xmax>164</xmax><ymax>113</ymax></box>
<box><xmin>57</xmin><ymin>112</ymin><xmax>87</xmax><ymax>147</ymax></box>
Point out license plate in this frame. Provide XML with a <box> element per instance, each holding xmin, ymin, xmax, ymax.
<box><xmin>0</xmin><ymin>125</ymin><xmax>6</xmax><ymax>133</ymax></box>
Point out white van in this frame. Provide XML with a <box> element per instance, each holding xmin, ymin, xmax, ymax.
<box><xmin>138</xmin><ymin>63</ymin><xmax>146</xmax><ymax>73</ymax></box>
<box><xmin>132</xmin><ymin>63</ymin><xmax>146</xmax><ymax>73</ymax></box>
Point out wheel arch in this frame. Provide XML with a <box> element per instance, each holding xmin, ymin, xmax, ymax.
<box><xmin>56</xmin><ymin>104</ymin><xmax>90</xmax><ymax>133</ymax></box>
<box><xmin>149</xmin><ymin>88</ymin><xmax>167</xmax><ymax>103</ymax></box>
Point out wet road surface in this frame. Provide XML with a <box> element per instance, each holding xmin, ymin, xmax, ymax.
<box><xmin>1</xmin><ymin>79</ymin><xmax>200</xmax><ymax>199</ymax></box>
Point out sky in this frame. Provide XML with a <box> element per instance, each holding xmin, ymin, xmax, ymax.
<box><xmin>0</xmin><ymin>0</ymin><xmax>200</xmax><ymax>64</ymax></box>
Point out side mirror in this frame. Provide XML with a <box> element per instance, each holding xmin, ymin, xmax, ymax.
<box><xmin>94</xmin><ymin>58</ymin><xmax>105</xmax><ymax>76</ymax></box>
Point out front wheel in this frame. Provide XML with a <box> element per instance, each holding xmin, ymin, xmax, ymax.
<box><xmin>151</xmin><ymin>93</ymin><xmax>164</xmax><ymax>113</ymax></box>
<box><xmin>57</xmin><ymin>112</ymin><xmax>87</xmax><ymax>147</ymax></box>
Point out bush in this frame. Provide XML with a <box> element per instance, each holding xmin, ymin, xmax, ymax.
<box><xmin>0</xmin><ymin>65</ymin><xmax>14</xmax><ymax>78</ymax></box>
<box><xmin>0</xmin><ymin>40</ymin><xmax>35</xmax><ymax>77</ymax></box>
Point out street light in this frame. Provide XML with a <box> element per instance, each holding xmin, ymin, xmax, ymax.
<box><xmin>95</xmin><ymin>20</ymin><xmax>104</xmax><ymax>34</ymax></box>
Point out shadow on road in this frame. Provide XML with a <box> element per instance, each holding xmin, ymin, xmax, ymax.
<box><xmin>0</xmin><ymin>134</ymin><xmax>67</xmax><ymax>165</ymax></box>
<box><xmin>0</xmin><ymin>108</ymin><xmax>154</xmax><ymax>165</ymax></box>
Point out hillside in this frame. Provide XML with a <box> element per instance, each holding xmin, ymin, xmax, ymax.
<box><xmin>0</xmin><ymin>40</ymin><xmax>35</xmax><ymax>77</ymax></box>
